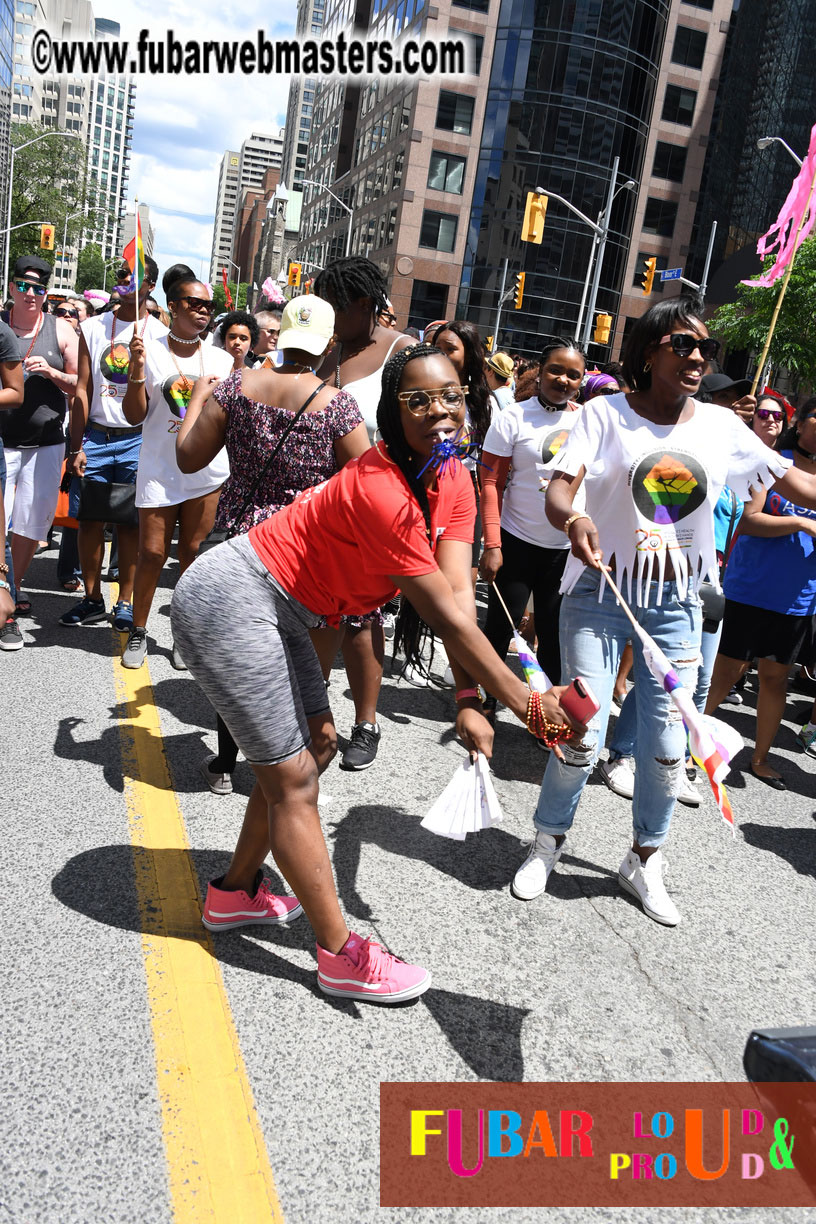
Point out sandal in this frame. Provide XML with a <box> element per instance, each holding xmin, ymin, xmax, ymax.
<box><xmin>14</xmin><ymin>598</ymin><xmax>32</xmax><ymax>617</ymax></box>
<box><xmin>61</xmin><ymin>579</ymin><xmax>81</xmax><ymax>593</ymax></box>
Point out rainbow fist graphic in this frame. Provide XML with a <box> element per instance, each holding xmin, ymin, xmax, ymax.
<box><xmin>642</xmin><ymin>454</ymin><xmax>698</xmax><ymax>524</ymax></box>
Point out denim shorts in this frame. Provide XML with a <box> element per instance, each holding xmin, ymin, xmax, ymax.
<box><xmin>81</xmin><ymin>427</ymin><xmax>142</xmax><ymax>485</ymax></box>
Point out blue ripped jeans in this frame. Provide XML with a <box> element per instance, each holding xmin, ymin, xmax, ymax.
<box><xmin>533</xmin><ymin>568</ymin><xmax>702</xmax><ymax>848</ymax></box>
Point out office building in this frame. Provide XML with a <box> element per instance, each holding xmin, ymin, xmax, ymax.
<box><xmin>686</xmin><ymin>0</ymin><xmax>816</xmax><ymax>305</ymax></box>
<box><xmin>209</xmin><ymin>129</ymin><xmax>285</xmax><ymax>283</ymax></box>
<box><xmin>13</xmin><ymin>1</ymin><xmax>134</xmax><ymax>289</ymax></box>
<box><xmin>298</xmin><ymin>0</ymin><xmax>494</xmax><ymax>326</ymax></box>
<box><xmin>280</xmin><ymin>0</ymin><xmax>324</xmax><ymax>191</ymax></box>
<box><xmin>121</xmin><ymin>202</ymin><xmax>155</xmax><ymax>259</ymax></box>
<box><xmin>614</xmin><ymin>0</ymin><xmax>735</xmax><ymax>349</ymax></box>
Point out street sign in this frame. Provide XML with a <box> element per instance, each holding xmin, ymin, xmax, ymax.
<box><xmin>660</xmin><ymin>267</ymin><xmax>682</xmax><ymax>281</ymax></box>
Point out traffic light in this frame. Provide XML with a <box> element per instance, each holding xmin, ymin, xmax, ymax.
<box><xmin>521</xmin><ymin>191</ymin><xmax>547</xmax><ymax>244</ymax></box>
<box><xmin>287</xmin><ymin>262</ymin><xmax>302</xmax><ymax>287</ymax></box>
<box><xmin>39</xmin><ymin>224</ymin><xmax>55</xmax><ymax>250</ymax></box>
<box><xmin>486</xmin><ymin>335</ymin><xmax>494</xmax><ymax>352</ymax></box>
<box><xmin>513</xmin><ymin>272</ymin><xmax>525</xmax><ymax>310</ymax></box>
<box><xmin>641</xmin><ymin>256</ymin><xmax>657</xmax><ymax>295</ymax></box>
<box><xmin>593</xmin><ymin>313</ymin><xmax>613</xmax><ymax>345</ymax></box>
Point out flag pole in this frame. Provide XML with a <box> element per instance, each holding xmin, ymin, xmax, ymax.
<box><xmin>134</xmin><ymin>198</ymin><xmax>140</xmax><ymax>324</ymax></box>
<box><xmin>749</xmin><ymin>162</ymin><xmax>816</xmax><ymax>396</ymax></box>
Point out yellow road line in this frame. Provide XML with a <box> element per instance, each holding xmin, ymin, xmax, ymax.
<box><xmin>113</xmin><ymin>650</ymin><xmax>285</xmax><ymax>1224</ymax></box>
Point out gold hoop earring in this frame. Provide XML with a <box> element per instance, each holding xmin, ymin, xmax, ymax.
<box><xmin>643</xmin><ymin>360</ymin><xmax>652</xmax><ymax>374</ymax></box>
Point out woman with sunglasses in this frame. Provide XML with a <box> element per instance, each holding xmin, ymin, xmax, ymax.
<box><xmin>170</xmin><ymin>344</ymin><xmax>579</xmax><ymax>1004</ymax></box>
<box><xmin>119</xmin><ymin>276</ymin><xmax>232</xmax><ymax>669</ymax></box>
<box><xmin>514</xmin><ymin>298</ymin><xmax>816</xmax><ymax>925</ymax></box>
<box><xmin>479</xmin><ymin>340</ymin><xmax>585</xmax><ymax>705</ymax></box>
<box><xmin>751</xmin><ymin>395</ymin><xmax>787</xmax><ymax>448</ymax></box>
<box><xmin>706</xmin><ymin>396</ymin><xmax>816</xmax><ymax>789</ymax></box>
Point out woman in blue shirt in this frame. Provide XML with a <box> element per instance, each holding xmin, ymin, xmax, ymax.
<box><xmin>706</xmin><ymin>397</ymin><xmax>816</xmax><ymax>789</ymax></box>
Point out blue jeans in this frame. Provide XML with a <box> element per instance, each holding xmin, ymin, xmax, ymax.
<box><xmin>534</xmin><ymin>568</ymin><xmax>702</xmax><ymax>848</ymax></box>
<box><xmin>610</xmin><ymin>618</ymin><xmax>721</xmax><ymax>760</ymax></box>
<box><xmin>0</xmin><ymin>442</ymin><xmax>16</xmax><ymax>604</ymax></box>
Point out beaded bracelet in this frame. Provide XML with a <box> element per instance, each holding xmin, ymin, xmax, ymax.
<box><xmin>128</xmin><ymin>375</ymin><xmax>147</xmax><ymax>384</ymax></box>
<box><xmin>526</xmin><ymin>690</ymin><xmax>573</xmax><ymax>748</ymax></box>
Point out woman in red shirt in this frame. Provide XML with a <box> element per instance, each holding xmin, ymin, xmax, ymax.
<box><xmin>171</xmin><ymin>344</ymin><xmax>577</xmax><ymax>1004</ymax></box>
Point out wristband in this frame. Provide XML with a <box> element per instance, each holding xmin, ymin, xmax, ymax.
<box><xmin>68</xmin><ymin>449</ymin><xmax>82</xmax><ymax>456</ymax></box>
<box><xmin>455</xmin><ymin>688</ymin><xmax>480</xmax><ymax>702</ymax></box>
<box><xmin>564</xmin><ymin>512</ymin><xmax>590</xmax><ymax>537</ymax></box>
<box><xmin>0</xmin><ymin>579</ymin><xmax>10</xmax><ymax>593</ymax></box>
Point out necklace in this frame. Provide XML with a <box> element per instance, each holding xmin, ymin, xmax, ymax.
<box><xmin>167</xmin><ymin>338</ymin><xmax>204</xmax><ymax>401</ymax></box>
<box><xmin>538</xmin><ymin>393</ymin><xmax>568</xmax><ymax>412</ymax></box>
<box><xmin>281</xmin><ymin>360</ymin><xmax>316</xmax><ymax>378</ymax></box>
<box><xmin>795</xmin><ymin>442</ymin><xmax>816</xmax><ymax>462</ymax></box>
<box><xmin>10</xmin><ymin>308</ymin><xmax>44</xmax><ymax>362</ymax></box>
<box><xmin>168</xmin><ymin>329</ymin><xmax>201</xmax><ymax>346</ymax></box>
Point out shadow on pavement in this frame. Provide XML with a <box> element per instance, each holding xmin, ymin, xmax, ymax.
<box><xmin>740</xmin><ymin>823</ymin><xmax>816</xmax><ymax>879</ymax></box>
<box><xmin>53</xmin><ymin>715</ymin><xmax>210</xmax><ymax>794</ymax></box>
<box><xmin>53</xmin><ymin>842</ymin><xmax>530</xmax><ymax>1074</ymax></box>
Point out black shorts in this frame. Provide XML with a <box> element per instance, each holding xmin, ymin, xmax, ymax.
<box><xmin>719</xmin><ymin>598</ymin><xmax>815</xmax><ymax>667</ymax></box>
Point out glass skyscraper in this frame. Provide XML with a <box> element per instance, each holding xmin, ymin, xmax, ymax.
<box><xmin>458</xmin><ymin>0</ymin><xmax>670</xmax><ymax>351</ymax></box>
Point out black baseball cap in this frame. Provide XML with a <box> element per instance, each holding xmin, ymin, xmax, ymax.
<box><xmin>700</xmin><ymin>372</ymin><xmax>751</xmax><ymax>398</ymax></box>
<box><xmin>12</xmin><ymin>255</ymin><xmax>52</xmax><ymax>285</ymax></box>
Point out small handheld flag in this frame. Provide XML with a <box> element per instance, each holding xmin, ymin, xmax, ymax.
<box><xmin>121</xmin><ymin>202</ymin><xmax>145</xmax><ymax>317</ymax></box>
<box><xmin>221</xmin><ymin>267</ymin><xmax>233</xmax><ymax>309</ymax></box>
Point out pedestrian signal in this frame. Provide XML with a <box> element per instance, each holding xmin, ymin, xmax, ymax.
<box><xmin>288</xmin><ymin>262</ymin><xmax>302</xmax><ymax>287</ymax></box>
<box><xmin>40</xmin><ymin>224</ymin><xmax>55</xmax><ymax>250</ymax></box>
<box><xmin>513</xmin><ymin>272</ymin><xmax>525</xmax><ymax>310</ymax></box>
<box><xmin>641</xmin><ymin>257</ymin><xmax>657</xmax><ymax>296</ymax></box>
<box><xmin>521</xmin><ymin>192</ymin><xmax>547</xmax><ymax>244</ymax></box>
<box><xmin>593</xmin><ymin>313</ymin><xmax>613</xmax><ymax>345</ymax></box>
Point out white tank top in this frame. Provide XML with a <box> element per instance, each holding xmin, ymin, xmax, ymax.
<box><xmin>340</xmin><ymin>334</ymin><xmax>402</xmax><ymax>440</ymax></box>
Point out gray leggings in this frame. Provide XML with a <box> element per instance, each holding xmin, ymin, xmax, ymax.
<box><xmin>171</xmin><ymin>534</ymin><xmax>329</xmax><ymax>766</ymax></box>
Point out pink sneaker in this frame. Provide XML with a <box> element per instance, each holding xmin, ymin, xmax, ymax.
<box><xmin>202</xmin><ymin>873</ymin><xmax>303</xmax><ymax>931</ymax></box>
<box><xmin>316</xmin><ymin>933</ymin><xmax>431</xmax><ymax>1003</ymax></box>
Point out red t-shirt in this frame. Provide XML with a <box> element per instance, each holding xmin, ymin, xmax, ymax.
<box><xmin>248</xmin><ymin>442</ymin><xmax>475</xmax><ymax>618</ymax></box>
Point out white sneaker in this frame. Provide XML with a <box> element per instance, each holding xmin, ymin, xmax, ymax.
<box><xmin>382</xmin><ymin>612</ymin><xmax>396</xmax><ymax>640</ymax></box>
<box><xmin>511</xmin><ymin>831</ymin><xmax>565</xmax><ymax>900</ymax></box>
<box><xmin>676</xmin><ymin>774</ymin><xmax>701</xmax><ymax>807</ymax></box>
<box><xmin>170</xmin><ymin>642</ymin><xmax>187</xmax><ymax>671</ymax></box>
<box><xmin>598</xmin><ymin>756</ymin><xmax>635</xmax><ymax>799</ymax></box>
<box><xmin>618</xmin><ymin>848</ymin><xmax>680</xmax><ymax>925</ymax></box>
<box><xmin>400</xmin><ymin>662</ymin><xmax>428</xmax><ymax>687</ymax></box>
<box><xmin>441</xmin><ymin>665</ymin><xmax>455</xmax><ymax>687</ymax></box>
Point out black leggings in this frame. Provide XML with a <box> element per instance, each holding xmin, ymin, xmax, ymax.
<box><xmin>483</xmin><ymin>528</ymin><xmax>569</xmax><ymax>689</ymax></box>
<box><xmin>213</xmin><ymin>713</ymin><xmax>240</xmax><ymax>773</ymax></box>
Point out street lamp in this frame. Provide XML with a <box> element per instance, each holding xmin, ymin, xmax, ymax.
<box><xmin>302</xmin><ymin>178</ymin><xmax>353</xmax><ymax>258</ymax></box>
<box><xmin>223</xmin><ymin>257</ymin><xmax>241</xmax><ymax>309</ymax></box>
<box><xmin>756</xmin><ymin>136</ymin><xmax>803</xmax><ymax>168</ymax></box>
<box><xmin>533</xmin><ymin>161</ymin><xmax>636</xmax><ymax>347</ymax></box>
<box><xmin>3</xmin><ymin>130</ymin><xmax>83</xmax><ymax>291</ymax></box>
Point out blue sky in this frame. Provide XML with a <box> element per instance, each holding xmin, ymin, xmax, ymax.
<box><xmin>94</xmin><ymin>0</ymin><xmax>299</xmax><ymax>300</ymax></box>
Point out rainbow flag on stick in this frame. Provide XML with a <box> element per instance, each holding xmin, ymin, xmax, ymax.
<box><xmin>601</xmin><ymin>566</ymin><xmax>738</xmax><ymax>834</ymax></box>
<box><xmin>489</xmin><ymin>581</ymin><xmax>553</xmax><ymax>693</ymax></box>
<box><xmin>121</xmin><ymin>201</ymin><xmax>145</xmax><ymax>317</ymax></box>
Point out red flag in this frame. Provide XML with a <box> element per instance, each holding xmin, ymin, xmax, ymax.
<box><xmin>221</xmin><ymin>267</ymin><xmax>233</xmax><ymax>309</ymax></box>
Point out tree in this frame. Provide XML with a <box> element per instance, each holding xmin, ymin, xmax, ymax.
<box><xmin>74</xmin><ymin>244</ymin><xmax>107</xmax><ymax>294</ymax></box>
<box><xmin>707</xmin><ymin>235</ymin><xmax>816</xmax><ymax>392</ymax></box>
<box><xmin>212</xmin><ymin>279</ymin><xmax>248</xmax><ymax>313</ymax></box>
<box><xmin>7</xmin><ymin>123</ymin><xmax>93</xmax><ymax>276</ymax></box>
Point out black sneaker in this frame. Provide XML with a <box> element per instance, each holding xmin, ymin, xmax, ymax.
<box><xmin>60</xmin><ymin>596</ymin><xmax>107</xmax><ymax>626</ymax></box>
<box><xmin>340</xmin><ymin>721</ymin><xmax>381</xmax><ymax>771</ymax></box>
<box><xmin>0</xmin><ymin>617</ymin><xmax>24</xmax><ymax>650</ymax></box>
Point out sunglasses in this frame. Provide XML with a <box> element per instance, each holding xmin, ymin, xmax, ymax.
<box><xmin>14</xmin><ymin>280</ymin><xmax>46</xmax><ymax>296</ymax></box>
<box><xmin>177</xmin><ymin>296</ymin><xmax>215</xmax><ymax>313</ymax></box>
<box><xmin>658</xmin><ymin>333</ymin><xmax>721</xmax><ymax>361</ymax></box>
<box><xmin>55</xmin><ymin>308</ymin><xmax>78</xmax><ymax>318</ymax></box>
<box><xmin>396</xmin><ymin>386</ymin><xmax>468</xmax><ymax>416</ymax></box>
<box><xmin>755</xmin><ymin>408</ymin><xmax>784</xmax><ymax>422</ymax></box>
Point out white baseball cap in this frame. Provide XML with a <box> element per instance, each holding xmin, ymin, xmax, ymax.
<box><xmin>278</xmin><ymin>295</ymin><xmax>335</xmax><ymax>356</ymax></box>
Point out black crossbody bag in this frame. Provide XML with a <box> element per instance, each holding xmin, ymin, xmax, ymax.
<box><xmin>205</xmin><ymin>380</ymin><xmax>327</xmax><ymax>546</ymax></box>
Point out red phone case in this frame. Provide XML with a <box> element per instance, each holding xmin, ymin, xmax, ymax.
<box><xmin>560</xmin><ymin>676</ymin><xmax>600</xmax><ymax>723</ymax></box>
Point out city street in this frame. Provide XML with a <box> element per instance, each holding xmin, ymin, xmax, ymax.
<box><xmin>3</xmin><ymin>541</ymin><xmax>815</xmax><ymax>1223</ymax></box>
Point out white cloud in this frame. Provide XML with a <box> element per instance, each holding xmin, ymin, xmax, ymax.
<box><xmin>94</xmin><ymin>0</ymin><xmax>298</xmax><ymax>299</ymax></box>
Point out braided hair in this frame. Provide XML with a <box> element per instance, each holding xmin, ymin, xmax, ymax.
<box><xmin>313</xmin><ymin>256</ymin><xmax>390</xmax><ymax>317</ymax></box>
<box><xmin>427</xmin><ymin>320</ymin><xmax>492</xmax><ymax>445</ymax></box>
<box><xmin>376</xmin><ymin>343</ymin><xmax>452</xmax><ymax>670</ymax></box>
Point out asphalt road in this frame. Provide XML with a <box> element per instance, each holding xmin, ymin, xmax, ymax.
<box><xmin>3</xmin><ymin>540</ymin><xmax>815</xmax><ymax>1223</ymax></box>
